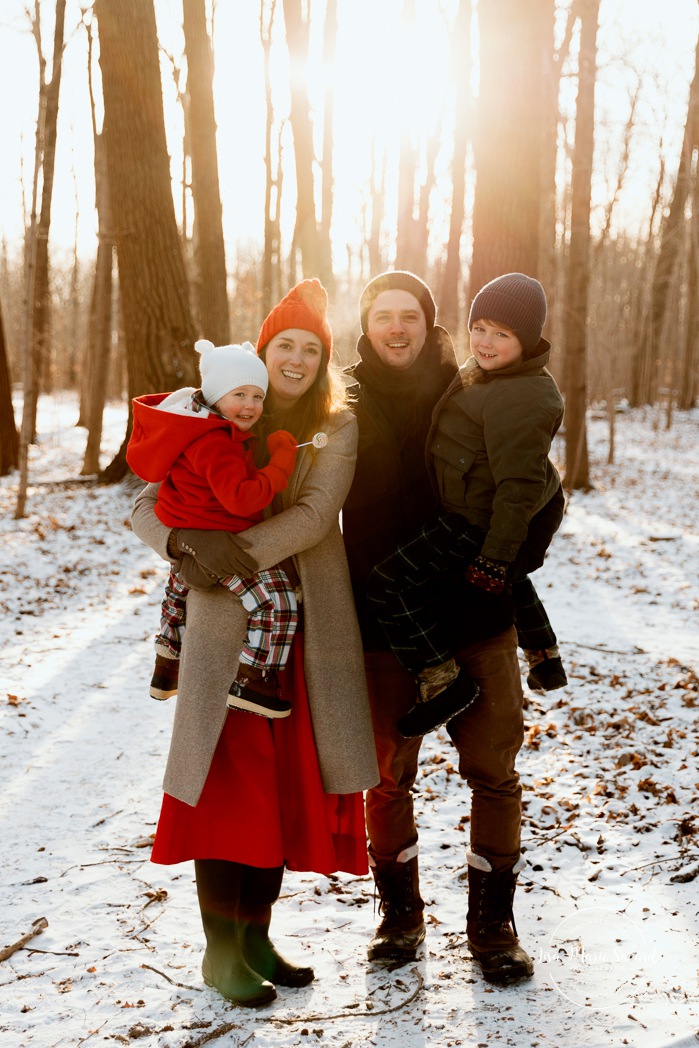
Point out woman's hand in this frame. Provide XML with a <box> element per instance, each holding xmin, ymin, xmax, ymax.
<box><xmin>173</xmin><ymin>528</ymin><xmax>260</xmax><ymax>581</ymax></box>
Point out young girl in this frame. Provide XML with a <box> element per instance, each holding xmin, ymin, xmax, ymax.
<box><xmin>127</xmin><ymin>340</ymin><xmax>299</xmax><ymax>718</ymax></box>
<box><xmin>366</xmin><ymin>272</ymin><xmax>565</xmax><ymax>737</ymax></box>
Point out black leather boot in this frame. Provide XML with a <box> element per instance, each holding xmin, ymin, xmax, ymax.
<box><xmin>368</xmin><ymin>850</ymin><xmax>426</xmax><ymax>962</ymax></box>
<box><xmin>194</xmin><ymin>859</ymin><xmax>277</xmax><ymax>1006</ymax></box>
<box><xmin>238</xmin><ymin>863</ymin><xmax>315</xmax><ymax>988</ymax></box>
<box><xmin>466</xmin><ymin>853</ymin><xmax>533</xmax><ymax>985</ymax></box>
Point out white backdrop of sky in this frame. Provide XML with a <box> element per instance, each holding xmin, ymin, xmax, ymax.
<box><xmin>1</xmin><ymin>0</ymin><xmax>698</xmax><ymax>267</ymax></box>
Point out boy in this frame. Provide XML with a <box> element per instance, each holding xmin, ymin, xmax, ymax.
<box><xmin>127</xmin><ymin>339</ymin><xmax>298</xmax><ymax>718</ymax></box>
<box><xmin>366</xmin><ymin>273</ymin><xmax>565</xmax><ymax>737</ymax></box>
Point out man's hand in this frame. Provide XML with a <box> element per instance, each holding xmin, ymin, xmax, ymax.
<box><xmin>465</xmin><ymin>554</ymin><xmax>509</xmax><ymax>595</ymax></box>
<box><xmin>171</xmin><ymin>528</ymin><xmax>259</xmax><ymax>580</ymax></box>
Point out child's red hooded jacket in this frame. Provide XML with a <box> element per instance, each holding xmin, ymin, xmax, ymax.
<box><xmin>127</xmin><ymin>392</ymin><xmax>293</xmax><ymax>532</ymax></box>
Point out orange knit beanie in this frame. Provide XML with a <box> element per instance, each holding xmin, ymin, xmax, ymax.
<box><xmin>257</xmin><ymin>279</ymin><xmax>332</xmax><ymax>359</ymax></box>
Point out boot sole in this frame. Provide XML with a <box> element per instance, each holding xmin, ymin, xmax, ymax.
<box><xmin>203</xmin><ymin>972</ymin><xmax>277</xmax><ymax>1007</ymax></box>
<box><xmin>228</xmin><ymin>680</ymin><xmax>292</xmax><ymax>718</ymax></box>
<box><xmin>367</xmin><ymin>928</ymin><xmax>426</xmax><ymax>962</ymax></box>
<box><xmin>481</xmin><ymin>965</ymin><xmax>534</xmax><ymax>985</ymax></box>
<box><xmin>272</xmin><ymin>967</ymin><xmax>315</xmax><ymax>987</ymax></box>
<box><xmin>468</xmin><ymin>944</ymin><xmax>534</xmax><ymax>985</ymax></box>
<box><xmin>227</xmin><ymin>695</ymin><xmax>292</xmax><ymax>719</ymax></box>
<box><xmin>150</xmin><ymin>688</ymin><xmax>177</xmax><ymax>700</ymax></box>
<box><xmin>526</xmin><ymin>675</ymin><xmax>567</xmax><ymax>692</ymax></box>
<box><xmin>367</xmin><ymin>944</ymin><xmax>422</xmax><ymax>962</ymax></box>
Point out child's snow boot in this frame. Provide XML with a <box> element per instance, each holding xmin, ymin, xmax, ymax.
<box><xmin>228</xmin><ymin>666</ymin><xmax>292</xmax><ymax>719</ymax></box>
<box><xmin>397</xmin><ymin>659</ymin><xmax>479</xmax><ymax>738</ymax></box>
<box><xmin>524</xmin><ymin>646</ymin><xmax>567</xmax><ymax>692</ymax></box>
<box><xmin>150</xmin><ymin>652</ymin><xmax>180</xmax><ymax>700</ymax></box>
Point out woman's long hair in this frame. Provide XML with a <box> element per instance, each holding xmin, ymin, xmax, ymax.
<box><xmin>255</xmin><ymin>344</ymin><xmax>349</xmax><ymax>454</ymax></box>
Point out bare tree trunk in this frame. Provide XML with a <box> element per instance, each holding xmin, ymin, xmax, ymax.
<box><xmin>393</xmin><ymin>0</ymin><xmax>442</xmax><ymax>275</ymax></box>
<box><xmin>68</xmin><ymin>182</ymin><xmax>82</xmax><ymax>393</ymax></box>
<box><xmin>81</xmin><ymin>240</ymin><xmax>114</xmax><ymax>475</ymax></box>
<box><xmin>30</xmin><ymin>0</ymin><xmax>66</xmax><ymax>433</ymax></box>
<box><xmin>282</xmin><ymin>0</ymin><xmax>322</xmax><ymax>278</ymax></box>
<box><xmin>367</xmin><ymin>136</ymin><xmax>386</xmax><ymax>278</ymax></box>
<box><xmin>538</xmin><ymin>0</ymin><xmax>565</xmax><ymax>312</ymax></box>
<box><xmin>319</xmin><ymin>0</ymin><xmax>337</xmax><ymax>290</ymax></box>
<box><xmin>16</xmin><ymin>2</ymin><xmax>46</xmax><ymax>518</ymax></box>
<box><xmin>183</xmin><ymin>0</ymin><xmax>229</xmax><ymax>344</ymax></box>
<box><xmin>679</xmin><ymin>183</ymin><xmax>699</xmax><ymax>409</ymax></box>
<box><xmin>0</xmin><ymin>295</ymin><xmax>19</xmax><ymax>476</ymax></box>
<box><xmin>646</xmin><ymin>30</ymin><xmax>699</xmax><ymax>406</ymax></box>
<box><xmin>591</xmin><ymin>86</ymin><xmax>639</xmax><ymax>459</ymax></box>
<box><xmin>413</xmin><ymin>122</ymin><xmax>442</xmax><ymax>275</ymax></box>
<box><xmin>96</xmin><ymin>0</ymin><xmax>198</xmax><ymax>482</ymax></box>
<box><xmin>395</xmin><ymin>0</ymin><xmax>417</xmax><ymax>269</ymax></box>
<box><xmin>439</xmin><ymin>0</ymin><xmax>471</xmax><ymax>335</ymax></box>
<box><xmin>261</xmin><ymin>0</ymin><xmax>281</xmax><ymax>318</ymax></box>
<box><xmin>470</xmin><ymin>0</ymin><xmax>550</xmax><ymax>297</ymax></box>
<box><xmin>563</xmin><ymin>0</ymin><xmax>599</xmax><ymax>492</ymax></box>
<box><xmin>80</xmin><ymin>12</ymin><xmax>114</xmax><ymax>474</ymax></box>
<box><xmin>629</xmin><ymin>151</ymin><xmax>664</xmax><ymax>406</ymax></box>
<box><xmin>81</xmin><ymin>135</ymin><xmax>115</xmax><ymax>475</ymax></box>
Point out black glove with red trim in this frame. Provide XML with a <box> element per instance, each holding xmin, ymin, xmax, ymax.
<box><xmin>465</xmin><ymin>554</ymin><xmax>509</xmax><ymax>596</ymax></box>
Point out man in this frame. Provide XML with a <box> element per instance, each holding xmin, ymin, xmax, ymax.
<box><xmin>342</xmin><ymin>270</ymin><xmax>535</xmax><ymax>985</ymax></box>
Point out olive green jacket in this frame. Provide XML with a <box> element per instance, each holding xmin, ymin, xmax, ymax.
<box><xmin>428</xmin><ymin>342</ymin><xmax>564</xmax><ymax>563</ymax></box>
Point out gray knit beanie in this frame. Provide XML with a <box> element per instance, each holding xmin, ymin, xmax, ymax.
<box><xmin>468</xmin><ymin>273</ymin><xmax>547</xmax><ymax>353</ymax></box>
<box><xmin>359</xmin><ymin>270</ymin><xmax>436</xmax><ymax>333</ymax></box>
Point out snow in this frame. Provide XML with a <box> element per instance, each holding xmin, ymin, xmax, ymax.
<box><xmin>1</xmin><ymin>394</ymin><xmax>698</xmax><ymax>1048</ymax></box>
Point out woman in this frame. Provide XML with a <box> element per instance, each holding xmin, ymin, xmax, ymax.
<box><xmin>131</xmin><ymin>279</ymin><xmax>379</xmax><ymax>1007</ymax></box>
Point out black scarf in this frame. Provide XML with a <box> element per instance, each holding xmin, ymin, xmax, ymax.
<box><xmin>352</xmin><ymin>325</ymin><xmax>459</xmax><ymax>447</ymax></box>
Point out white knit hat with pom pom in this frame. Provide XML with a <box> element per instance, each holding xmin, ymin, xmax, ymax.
<box><xmin>196</xmin><ymin>339</ymin><xmax>268</xmax><ymax>407</ymax></box>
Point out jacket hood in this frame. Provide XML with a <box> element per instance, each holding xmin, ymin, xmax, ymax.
<box><xmin>442</xmin><ymin>337</ymin><xmax>553</xmax><ymax>401</ymax></box>
<box><xmin>127</xmin><ymin>393</ymin><xmax>250</xmax><ymax>483</ymax></box>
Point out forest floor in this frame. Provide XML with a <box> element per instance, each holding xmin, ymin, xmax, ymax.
<box><xmin>1</xmin><ymin>394</ymin><xmax>698</xmax><ymax>1048</ymax></box>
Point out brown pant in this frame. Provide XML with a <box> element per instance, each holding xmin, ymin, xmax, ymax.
<box><xmin>365</xmin><ymin>627</ymin><xmax>523</xmax><ymax>872</ymax></box>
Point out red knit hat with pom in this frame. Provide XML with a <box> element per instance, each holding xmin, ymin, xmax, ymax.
<box><xmin>257</xmin><ymin>278</ymin><xmax>333</xmax><ymax>359</ymax></box>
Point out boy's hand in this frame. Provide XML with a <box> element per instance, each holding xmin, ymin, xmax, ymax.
<box><xmin>465</xmin><ymin>554</ymin><xmax>509</xmax><ymax>595</ymax></box>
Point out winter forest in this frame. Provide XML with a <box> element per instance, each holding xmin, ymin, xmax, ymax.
<box><xmin>1</xmin><ymin>0</ymin><xmax>699</xmax><ymax>1046</ymax></box>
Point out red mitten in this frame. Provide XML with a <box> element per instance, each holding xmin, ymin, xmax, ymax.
<box><xmin>266</xmin><ymin>429</ymin><xmax>298</xmax><ymax>477</ymax></box>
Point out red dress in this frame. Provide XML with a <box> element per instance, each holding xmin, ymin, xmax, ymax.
<box><xmin>150</xmin><ymin>634</ymin><xmax>368</xmax><ymax>875</ymax></box>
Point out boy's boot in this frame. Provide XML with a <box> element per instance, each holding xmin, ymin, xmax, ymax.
<box><xmin>238</xmin><ymin>863</ymin><xmax>314</xmax><ymax>988</ymax></box>
<box><xmin>397</xmin><ymin>659</ymin><xmax>479</xmax><ymax>738</ymax></box>
<box><xmin>150</xmin><ymin>652</ymin><xmax>179</xmax><ymax>700</ymax></box>
<box><xmin>194</xmin><ymin>859</ymin><xmax>276</xmax><ymax>1007</ymax></box>
<box><xmin>228</xmin><ymin>666</ymin><xmax>292</xmax><ymax>719</ymax></box>
<box><xmin>367</xmin><ymin>848</ymin><xmax>426</xmax><ymax>962</ymax></box>
<box><xmin>524</xmin><ymin>646</ymin><xmax>567</xmax><ymax>692</ymax></box>
<box><xmin>466</xmin><ymin>852</ymin><xmax>533</xmax><ymax>985</ymax></box>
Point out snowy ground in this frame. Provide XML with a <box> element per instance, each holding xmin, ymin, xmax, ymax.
<box><xmin>1</xmin><ymin>394</ymin><xmax>698</xmax><ymax>1048</ymax></box>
